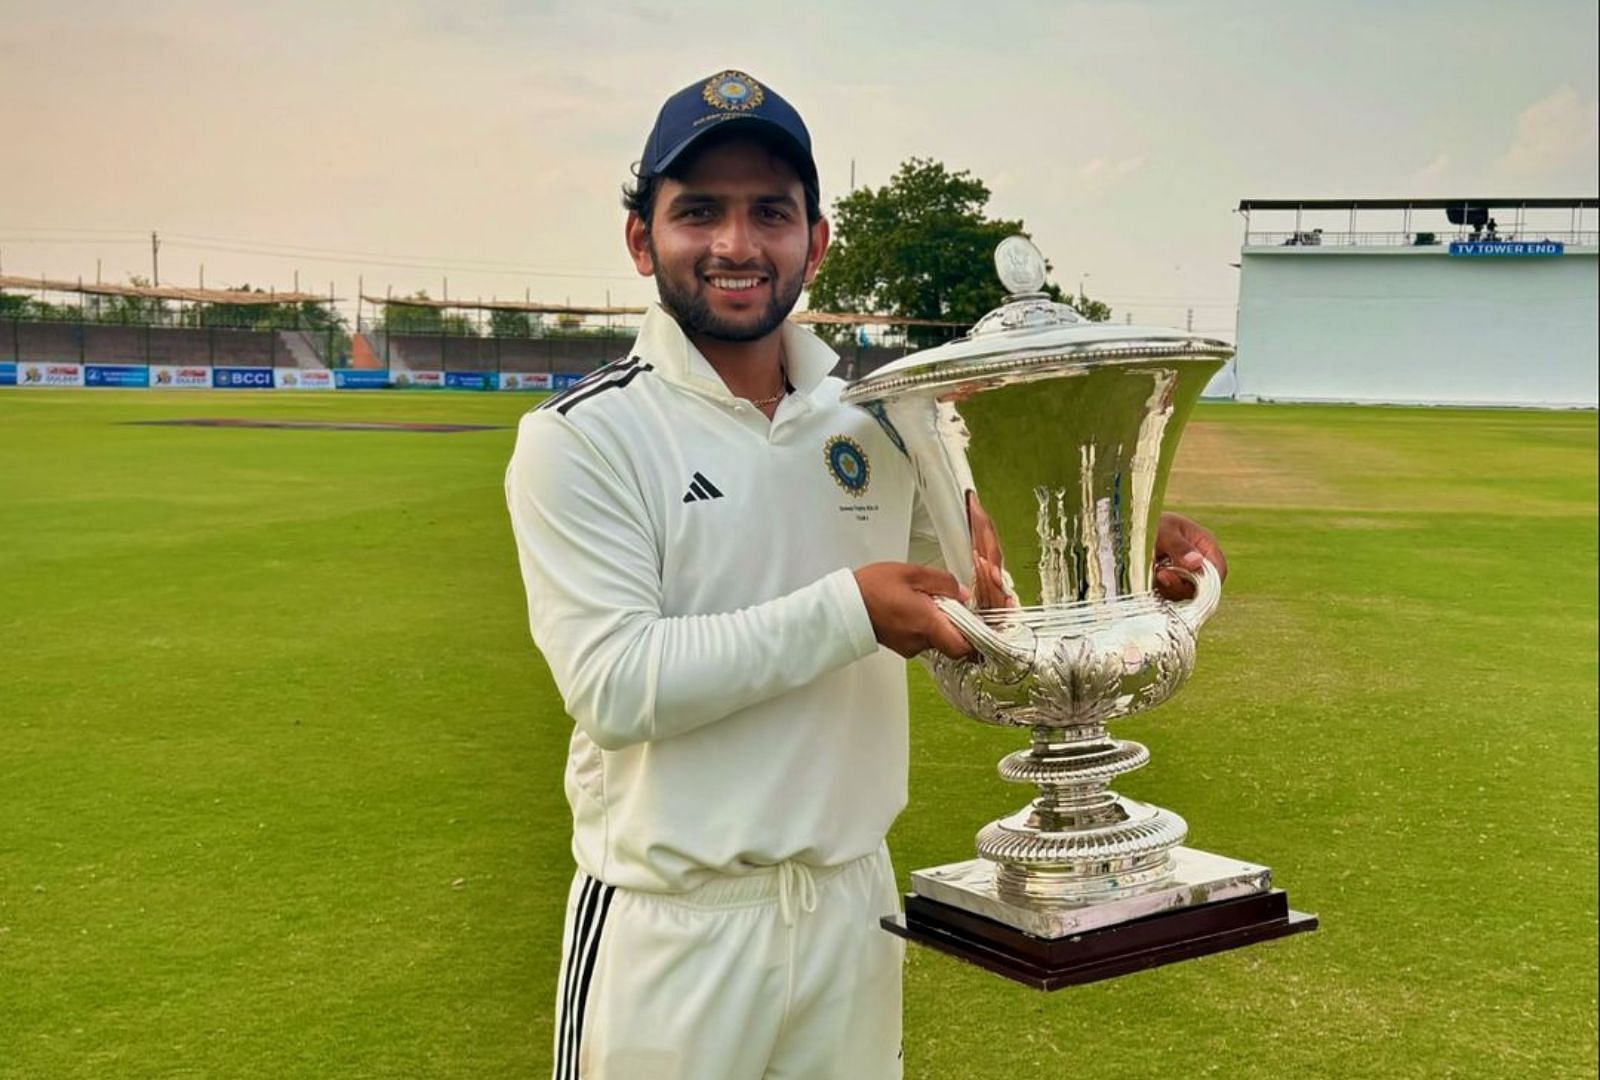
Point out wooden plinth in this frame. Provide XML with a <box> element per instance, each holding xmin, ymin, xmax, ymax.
<box><xmin>883</xmin><ymin>888</ymin><xmax>1317</xmax><ymax>991</ymax></box>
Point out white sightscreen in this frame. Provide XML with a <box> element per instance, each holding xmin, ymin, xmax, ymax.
<box><xmin>1233</xmin><ymin>250</ymin><xmax>1598</xmax><ymax>407</ymax></box>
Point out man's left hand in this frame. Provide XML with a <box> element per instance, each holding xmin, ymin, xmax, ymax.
<box><xmin>1153</xmin><ymin>513</ymin><xmax>1227</xmax><ymax>601</ymax></box>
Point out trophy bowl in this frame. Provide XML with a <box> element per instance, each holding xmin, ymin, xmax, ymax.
<box><xmin>844</xmin><ymin>238</ymin><xmax>1315</xmax><ymax>987</ymax></box>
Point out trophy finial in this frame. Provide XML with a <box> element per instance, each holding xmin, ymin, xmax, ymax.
<box><xmin>994</xmin><ymin>235</ymin><xmax>1048</xmax><ymax>296</ymax></box>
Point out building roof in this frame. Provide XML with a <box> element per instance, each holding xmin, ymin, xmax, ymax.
<box><xmin>0</xmin><ymin>274</ymin><xmax>335</xmax><ymax>305</ymax></box>
<box><xmin>1238</xmin><ymin>197</ymin><xmax>1597</xmax><ymax>211</ymax></box>
<box><xmin>363</xmin><ymin>293</ymin><xmax>966</xmax><ymax>327</ymax></box>
<box><xmin>790</xmin><ymin>311</ymin><xmax>966</xmax><ymax>328</ymax></box>
<box><xmin>362</xmin><ymin>295</ymin><xmax>646</xmax><ymax>316</ymax></box>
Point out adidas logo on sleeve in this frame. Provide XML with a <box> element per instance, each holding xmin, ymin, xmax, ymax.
<box><xmin>682</xmin><ymin>472</ymin><xmax>724</xmax><ymax>503</ymax></box>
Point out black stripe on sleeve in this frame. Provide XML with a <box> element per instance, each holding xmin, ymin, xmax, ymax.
<box><xmin>555</xmin><ymin>363</ymin><xmax>653</xmax><ymax>416</ymax></box>
<box><xmin>536</xmin><ymin>356</ymin><xmax>638</xmax><ymax>413</ymax></box>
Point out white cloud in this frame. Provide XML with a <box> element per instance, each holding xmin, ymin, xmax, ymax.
<box><xmin>1077</xmin><ymin>157</ymin><xmax>1145</xmax><ymax>181</ymax></box>
<box><xmin>1410</xmin><ymin>152</ymin><xmax>1452</xmax><ymax>190</ymax></box>
<box><xmin>1494</xmin><ymin>87</ymin><xmax>1600</xmax><ymax>180</ymax></box>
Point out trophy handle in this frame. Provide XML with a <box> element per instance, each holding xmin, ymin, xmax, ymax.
<box><xmin>931</xmin><ymin>596</ymin><xmax>1034</xmax><ymax>674</ymax></box>
<box><xmin>1167</xmin><ymin>557</ymin><xmax>1223</xmax><ymax>634</ymax></box>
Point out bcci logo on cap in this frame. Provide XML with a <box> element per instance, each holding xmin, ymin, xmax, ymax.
<box><xmin>702</xmin><ymin>71</ymin><xmax>764</xmax><ymax>113</ymax></box>
<box><xmin>824</xmin><ymin>435</ymin><xmax>871</xmax><ymax>496</ymax></box>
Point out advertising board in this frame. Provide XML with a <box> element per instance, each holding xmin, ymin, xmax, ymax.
<box><xmin>213</xmin><ymin>367</ymin><xmax>274</xmax><ymax>389</ymax></box>
<box><xmin>497</xmin><ymin>372</ymin><xmax>553</xmax><ymax>391</ymax></box>
<box><xmin>0</xmin><ymin>362</ymin><xmax>16</xmax><ymax>387</ymax></box>
<box><xmin>150</xmin><ymin>365</ymin><xmax>213</xmax><ymax>389</ymax></box>
<box><xmin>85</xmin><ymin>364</ymin><xmax>151</xmax><ymax>388</ymax></box>
<box><xmin>333</xmin><ymin>369</ymin><xmax>392</xmax><ymax>390</ymax></box>
<box><xmin>274</xmin><ymin>369</ymin><xmax>335</xmax><ymax>389</ymax></box>
<box><xmin>444</xmin><ymin>371</ymin><xmax>495</xmax><ymax>391</ymax></box>
<box><xmin>391</xmin><ymin>370</ymin><xmax>444</xmax><ymax>389</ymax></box>
<box><xmin>16</xmin><ymin>362</ymin><xmax>85</xmax><ymax>387</ymax></box>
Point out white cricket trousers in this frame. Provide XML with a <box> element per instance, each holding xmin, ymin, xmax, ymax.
<box><xmin>550</xmin><ymin>846</ymin><xmax>904</xmax><ymax>1080</ymax></box>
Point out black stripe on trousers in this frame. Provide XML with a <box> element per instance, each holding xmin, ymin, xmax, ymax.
<box><xmin>555</xmin><ymin>878</ymin><xmax>597</xmax><ymax>1079</ymax></box>
<box><xmin>555</xmin><ymin>875</ymin><xmax>617</xmax><ymax>1080</ymax></box>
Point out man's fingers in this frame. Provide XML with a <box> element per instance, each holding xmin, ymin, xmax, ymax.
<box><xmin>1157</xmin><ymin>521</ymin><xmax>1202</xmax><ymax>566</ymax></box>
<box><xmin>909</xmin><ymin>565</ymin><xmax>964</xmax><ymax>600</ymax></box>
<box><xmin>1158</xmin><ymin>513</ymin><xmax>1226</xmax><ymax>579</ymax></box>
<box><xmin>924</xmin><ymin>601</ymin><xmax>975</xmax><ymax>658</ymax></box>
<box><xmin>1154</xmin><ymin>566</ymin><xmax>1197</xmax><ymax>600</ymax></box>
<box><xmin>1201</xmin><ymin>537</ymin><xmax>1228</xmax><ymax>580</ymax></box>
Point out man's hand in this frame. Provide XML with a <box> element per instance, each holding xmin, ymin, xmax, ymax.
<box><xmin>854</xmin><ymin>563</ymin><xmax>975</xmax><ymax>659</ymax></box>
<box><xmin>1153</xmin><ymin>513</ymin><xmax>1228</xmax><ymax>601</ymax></box>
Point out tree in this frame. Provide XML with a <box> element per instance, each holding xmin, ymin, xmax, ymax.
<box><xmin>489</xmin><ymin>308</ymin><xmax>535</xmax><ymax>338</ymax></box>
<box><xmin>807</xmin><ymin>158</ymin><xmax>1110</xmax><ymax>346</ymax></box>
<box><xmin>376</xmin><ymin>291</ymin><xmax>476</xmax><ymax>336</ymax></box>
<box><xmin>94</xmin><ymin>275</ymin><xmax>170</xmax><ymax>325</ymax></box>
<box><xmin>1067</xmin><ymin>289</ymin><xmax>1111</xmax><ymax>323</ymax></box>
<box><xmin>0</xmin><ymin>291</ymin><xmax>75</xmax><ymax>321</ymax></box>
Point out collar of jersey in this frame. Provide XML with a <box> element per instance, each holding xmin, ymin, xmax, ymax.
<box><xmin>632</xmin><ymin>303</ymin><xmax>839</xmax><ymax>404</ymax></box>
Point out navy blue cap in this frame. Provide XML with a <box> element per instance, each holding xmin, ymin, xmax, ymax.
<box><xmin>639</xmin><ymin>70</ymin><xmax>817</xmax><ymax>192</ymax></box>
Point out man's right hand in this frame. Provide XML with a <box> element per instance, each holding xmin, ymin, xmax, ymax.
<box><xmin>853</xmin><ymin>563</ymin><xmax>975</xmax><ymax>660</ymax></box>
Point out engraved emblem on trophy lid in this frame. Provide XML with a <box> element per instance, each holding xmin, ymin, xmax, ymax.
<box><xmin>702</xmin><ymin>71</ymin><xmax>764</xmax><ymax>112</ymax></box>
<box><xmin>824</xmin><ymin>435</ymin><xmax>872</xmax><ymax>496</ymax></box>
<box><xmin>994</xmin><ymin>235</ymin><xmax>1048</xmax><ymax>296</ymax></box>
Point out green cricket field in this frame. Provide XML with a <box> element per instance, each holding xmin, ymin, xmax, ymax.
<box><xmin>1</xmin><ymin>389</ymin><xmax>1595</xmax><ymax>1078</ymax></box>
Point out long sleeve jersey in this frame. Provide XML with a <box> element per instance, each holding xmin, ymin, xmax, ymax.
<box><xmin>505</xmin><ymin>304</ymin><xmax>932</xmax><ymax>893</ymax></box>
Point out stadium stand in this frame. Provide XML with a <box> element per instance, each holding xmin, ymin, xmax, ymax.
<box><xmin>79</xmin><ymin>324</ymin><xmax>144</xmax><ymax>363</ymax></box>
<box><xmin>1</xmin><ymin>276</ymin><xmax>930</xmax><ymax>377</ymax></box>
<box><xmin>0</xmin><ymin>276</ymin><xmax>341</xmax><ymax>368</ymax></box>
<box><xmin>365</xmin><ymin>332</ymin><xmax>442</xmax><ymax>373</ymax></box>
<box><xmin>278</xmin><ymin>328</ymin><xmax>331</xmax><ymax>369</ymax></box>
<box><xmin>442</xmin><ymin>334</ymin><xmax>494</xmax><ymax>373</ymax></box>
<box><xmin>15</xmin><ymin>321</ymin><xmax>81</xmax><ymax>363</ymax></box>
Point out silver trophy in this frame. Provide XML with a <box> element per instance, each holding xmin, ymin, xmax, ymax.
<box><xmin>844</xmin><ymin>238</ymin><xmax>1314</xmax><ymax>988</ymax></box>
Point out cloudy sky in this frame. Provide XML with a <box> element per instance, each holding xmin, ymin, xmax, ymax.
<box><xmin>1</xmin><ymin>0</ymin><xmax>1595</xmax><ymax>337</ymax></box>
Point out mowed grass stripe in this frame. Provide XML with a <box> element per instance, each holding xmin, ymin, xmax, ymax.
<box><xmin>1</xmin><ymin>391</ymin><xmax>1595</xmax><ymax>1079</ymax></box>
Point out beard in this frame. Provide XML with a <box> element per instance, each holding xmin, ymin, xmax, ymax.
<box><xmin>648</xmin><ymin>234</ymin><xmax>807</xmax><ymax>343</ymax></box>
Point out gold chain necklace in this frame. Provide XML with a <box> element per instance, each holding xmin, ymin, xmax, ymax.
<box><xmin>749</xmin><ymin>369</ymin><xmax>789</xmax><ymax>408</ymax></box>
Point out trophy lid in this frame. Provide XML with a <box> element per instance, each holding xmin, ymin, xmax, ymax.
<box><xmin>840</xmin><ymin>236</ymin><xmax>1233</xmax><ymax>404</ymax></box>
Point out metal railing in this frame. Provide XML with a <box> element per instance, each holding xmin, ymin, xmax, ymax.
<box><xmin>1246</xmin><ymin>229</ymin><xmax>1598</xmax><ymax>249</ymax></box>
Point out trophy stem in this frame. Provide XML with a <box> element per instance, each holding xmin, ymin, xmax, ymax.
<box><xmin>976</xmin><ymin>723</ymin><xmax>1188</xmax><ymax>904</ymax></box>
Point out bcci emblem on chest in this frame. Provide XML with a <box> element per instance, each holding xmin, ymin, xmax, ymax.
<box><xmin>823</xmin><ymin>435</ymin><xmax>871</xmax><ymax>496</ymax></box>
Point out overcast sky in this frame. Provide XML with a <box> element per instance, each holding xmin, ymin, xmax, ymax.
<box><xmin>1</xmin><ymin>0</ymin><xmax>1596</xmax><ymax>337</ymax></box>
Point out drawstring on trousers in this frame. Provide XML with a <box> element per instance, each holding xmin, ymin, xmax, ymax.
<box><xmin>776</xmin><ymin>860</ymin><xmax>817</xmax><ymax>928</ymax></box>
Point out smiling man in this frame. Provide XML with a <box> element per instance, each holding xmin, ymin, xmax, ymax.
<box><xmin>505</xmin><ymin>69</ymin><xmax>1224</xmax><ymax>1080</ymax></box>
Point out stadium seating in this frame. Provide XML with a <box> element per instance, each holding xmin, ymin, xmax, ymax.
<box><xmin>202</xmin><ymin>328</ymin><xmax>275</xmax><ymax>367</ymax></box>
<box><xmin>82</xmin><ymin>324</ymin><xmax>148</xmax><ymax>363</ymax></box>
<box><xmin>1</xmin><ymin>319</ymin><xmax>902</xmax><ymax>378</ymax></box>
<box><xmin>14</xmin><ymin>321</ymin><xmax>82</xmax><ymax>362</ymax></box>
<box><xmin>496</xmin><ymin>339</ymin><xmax>548</xmax><ymax>373</ymax></box>
<box><xmin>441</xmin><ymin>335</ymin><xmax>495</xmax><ymax>372</ymax></box>
<box><xmin>277</xmin><ymin>329</ymin><xmax>330</xmax><ymax>369</ymax></box>
<box><xmin>368</xmin><ymin>332</ymin><xmax>442</xmax><ymax>372</ymax></box>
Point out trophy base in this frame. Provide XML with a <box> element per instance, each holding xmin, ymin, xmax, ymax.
<box><xmin>884</xmin><ymin>847</ymin><xmax>1316</xmax><ymax>990</ymax></box>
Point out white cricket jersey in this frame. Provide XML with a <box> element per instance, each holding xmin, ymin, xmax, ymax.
<box><xmin>505</xmin><ymin>304</ymin><xmax>933</xmax><ymax>894</ymax></box>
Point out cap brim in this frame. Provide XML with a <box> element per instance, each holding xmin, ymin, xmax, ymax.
<box><xmin>651</xmin><ymin>115</ymin><xmax>817</xmax><ymax>189</ymax></box>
